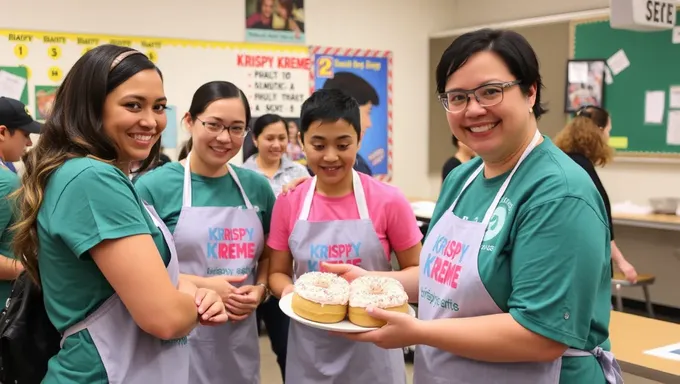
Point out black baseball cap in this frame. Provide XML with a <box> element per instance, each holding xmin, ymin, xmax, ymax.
<box><xmin>0</xmin><ymin>97</ymin><xmax>42</xmax><ymax>134</ymax></box>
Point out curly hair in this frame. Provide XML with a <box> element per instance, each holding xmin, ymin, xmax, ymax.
<box><xmin>554</xmin><ymin>107</ymin><xmax>613</xmax><ymax>166</ymax></box>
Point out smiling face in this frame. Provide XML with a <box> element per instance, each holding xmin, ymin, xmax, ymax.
<box><xmin>255</xmin><ymin>121</ymin><xmax>288</xmax><ymax>163</ymax></box>
<box><xmin>186</xmin><ymin>97</ymin><xmax>247</xmax><ymax>170</ymax></box>
<box><xmin>303</xmin><ymin>119</ymin><xmax>358</xmax><ymax>187</ymax></box>
<box><xmin>102</xmin><ymin>69</ymin><xmax>167</xmax><ymax>165</ymax></box>
<box><xmin>444</xmin><ymin>51</ymin><xmax>536</xmax><ymax>163</ymax></box>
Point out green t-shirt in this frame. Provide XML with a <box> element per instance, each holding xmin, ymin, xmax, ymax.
<box><xmin>39</xmin><ymin>158</ymin><xmax>171</xmax><ymax>384</ymax></box>
<box><xmin>429</xmin><ymin>138</ymin><xmax>612</xmax><ymax>384</ymax></box>
<box><xmin>0</xmin><ymin>167</ymin><xmax>19</xmax><ymax>305</ymax></box>
<box><xmin>134</xmin><ymin>162</ymin><xmax>276</xmax><ymax>235</ymax></box>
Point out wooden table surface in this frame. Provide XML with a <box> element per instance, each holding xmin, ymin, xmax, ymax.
<box><xmin>610</xmin><ymin>311</ymin><xmax>680</xmax><ymax>382</ymax></box>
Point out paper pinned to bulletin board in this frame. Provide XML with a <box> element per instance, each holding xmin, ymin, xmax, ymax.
<box><xmin>309</xmin><ymin>46</ymin><xmax>393</xmax><ymax>181</ymax></box>
<box><xmin>0</xmin><ymin>29</ymin><xmax>311</xmax><ymax>154</ymax></box>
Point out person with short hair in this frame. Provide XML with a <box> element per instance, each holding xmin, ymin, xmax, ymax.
<box><xmin>0</xmin><ymin>97</ymin><xmax>40</xmax><ymax>305</ymax></box>
<box><xmin>555</xmin><ymin>105</ymin><xmax>638</xmax><ymax>283</ymax></box>
<box><xmin>267</xmin><ymin>89</ymin><xmax>423</xmax><ymax>384</ymax></box>
<box><xmin>325</xmin><ymin>29</ymin><xmax>623</xmax><ymax>384</ymax></box>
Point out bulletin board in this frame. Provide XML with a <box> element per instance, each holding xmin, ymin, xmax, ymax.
<box><xmin>0</xmin><ymin>29</ymin><xmax>311</xmax><ymax>152</ymax></box>
<box><xmin>310</xmin><ymin>46</ymin><xmax>393</xmax><ymax>181</ymax></box>
<box><xmin>571</xmin><ymin>13</ymin><xmax>680</xmax><ymax>157</ymax></box>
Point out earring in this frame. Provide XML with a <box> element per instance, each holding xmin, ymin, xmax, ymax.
<box><xmin>529</xmin><ymin>106</ymin><xmax>533</xmax><ymax>114</ymax></box>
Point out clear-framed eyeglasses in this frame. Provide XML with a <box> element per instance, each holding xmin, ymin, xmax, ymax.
<box><xmin>196</xmin><ymin>117</ymin><xmax>249</xmax><ymax>138</ymax></box>
<box><xmin>438</xmin><ymin>80</ymin><xmax>522</xmax><ymax>113</ymax></box>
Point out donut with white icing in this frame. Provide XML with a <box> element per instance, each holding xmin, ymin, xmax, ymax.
<box><xmin>291</xmin><ymin>271</ymin><xmax>350</xmax><ymax>324</ymax></box>
<box><xmin>348</xmin><ymin>276</ymin><xmax>409</xmax><ymax>327</ymax></box>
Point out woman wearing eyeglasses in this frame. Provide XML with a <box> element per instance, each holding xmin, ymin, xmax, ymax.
<box><xmin>135</xmin><ymin>81</ymin><xmax>276</xmax><ymax>384</ymax></box>
<box><xmin>325</xmin><ymin>29</ymin><xmax>623</xmax><ymax>384</ymax></box>
<box><xmin>555</xmin><ymin>106</ymin><xmax>638</xmax><ymax>284</ymax></box>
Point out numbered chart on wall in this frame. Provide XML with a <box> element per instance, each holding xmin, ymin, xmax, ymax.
<box><xmin>0</xmin><ymin>29</ymin><xmax>311</xmax><ymax>150</ymax></box>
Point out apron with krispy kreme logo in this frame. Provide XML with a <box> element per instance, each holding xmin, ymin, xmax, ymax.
<box><xmin>60</xmin><ymin>203</ymin><xmax>189</xmax><ymax>383</ymax></box>
<box><xmin>172</xmin><ymin>153</ymin><xmax>264</xmax><ymax>384</ymax></box>
<box><xmin>414</xmin><ymin>131</ymin><xmax>623</xmax><ymax>384</ymax></box>
<box><xmin>286</xmin><ymin>170</ymin><xmax>407</xmax><ymax>384</ymax></box>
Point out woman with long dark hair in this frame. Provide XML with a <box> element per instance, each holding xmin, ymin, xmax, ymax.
<box><xmin>12</xmin><ymin>45</ymin><xmax>227</xmax><ymax>383</ymax></box>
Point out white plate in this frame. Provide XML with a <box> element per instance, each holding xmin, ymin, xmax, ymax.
<box><xmin>279</xmin><ymin>293</ymin><xmax>416</xmax><ymax>334</ymax></box>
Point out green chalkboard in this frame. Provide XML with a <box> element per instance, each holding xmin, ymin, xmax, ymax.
<box><xmin>0</xmin><ymin>66</ymin><xmax>28</xmax><ymax>106</ymax></box>
<box><xmin>573</xmin><ymin>14</ymin><xmax>680</xmax><ymax>157</ymax></box>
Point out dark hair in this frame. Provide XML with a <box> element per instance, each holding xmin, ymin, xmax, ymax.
<box><xmin>575</xmin><ymin>105</ymin><xmax>609</xmax><ymax>128</ymax></box>
<box><xmin>181</xmin><ymin>81</ymin><xmax>251</xmax><ymax>155</ymax></box>
<box><xmin>299</xmin><ymin>89</ymin><xmax>361</xmax><ymax>142</ymax></box>
<box><xmin>451</xmin><ymin>134</ymin><xmax>459</xmax><ymax>147</ymax></box>
<box><xmin>322</xmin><ymin>72</ymin><xmax>379</xmax><ymax>106</ymax></box>
<box><xmin>12</xmin><ymin>45</ymin><xmax>161</xmax><ymax>284</ymax></box>
<box><xmin>436</xmin><ymin>28</ymin><xmax>548</xmax><ymax>119</ymax></box>
<box><xmin>243</xmin><ymin>114</ymin><xmax>288</xmax><ymax>159</ymax></box>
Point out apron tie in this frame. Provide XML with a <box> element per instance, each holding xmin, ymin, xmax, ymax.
<box><xmin>591</xmin><ymin>346</ymin><xmax>624</xmax><ymax>384</ymax></box>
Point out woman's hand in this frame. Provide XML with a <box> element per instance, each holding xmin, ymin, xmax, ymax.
<box><xmin>335</xmin><ymin>306</ymin><xmax>422</xmax><ymax>349</ymax></box>
<box><xmin>321</xmin><ymin>262</ymin><xmax>368</xmax><ymax>283</ymax></box>
<box><xmin>281</xmin><ymin>284</ymin><xmax>295</xmax><ymax>297</ymax></box>
<box><xmin>195</xmin><ymin>288</ymin><xmax>229</xmax><ymax>325</ymax></box>
<box><xmin>616</xmin><ymin>260</ymin><xmax>638</xmax><ymax>283</ymax></box>
<box><xmin>206</xmin><ymin>274</ymin><xmax>248</xmax><ymax>302</ymax></box>
<box><xmin>224</xmin><ymin>284</ymin><xmax>266</xmax><ymax>322</ymax></box>
<box><xmin>281</xmin><ymin>176</ymin><xmax>310</xmax><ymax>195</ymax></box>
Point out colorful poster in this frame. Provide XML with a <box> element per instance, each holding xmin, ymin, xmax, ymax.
<box><xmin>310</xmin><ymin>47</ymin><xmax>393</xmax><ymax>181</ymax></box>
<box><xmin>34</xmin><ymin>85</ymin><xmax>58</xmax><ymax>120</ymax></box>
<box><xmin>245</xmin><ymin>0</ymin><xmax>305</xmax><ymax>44</ymax></box>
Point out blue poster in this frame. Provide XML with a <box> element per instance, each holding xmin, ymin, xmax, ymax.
<box><xmin>311</xmin><ymin>49</ymin><xmax>392</xmax><ymax>180</ymax></box>
<box><xmin>161</xmin><ymin>105</ymin><xmax>178</xmax><ymax>149</ymax></box>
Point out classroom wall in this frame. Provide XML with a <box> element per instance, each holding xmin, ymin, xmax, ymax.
<box><xmin>426</xmin><ymin>0</ymin><xmax>680</xmax><ymax>206</ymax></box>
<box><xmin>2</xmin><ymin>0</ymin><xmax>455</xmax><ymax>198</ymax></box>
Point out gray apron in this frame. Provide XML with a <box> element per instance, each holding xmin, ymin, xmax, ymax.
<box><xmin>60</xmin><ymin>203</ymin><xmax>190</xmax><ymax>384</ymax></box>
<box><xmin>413</xmin><ymin>131</ymin><xmax>623</xmax><ymax>384</ymax></box>
<box><xmin>286</xmin><ymin>170</ymin><xmax>407</xmax><ymax>384</ymax></box>
<box><xmin>173</xmin><ymin>153</ymin><xmax>263</xmax><ymax>384</ymax></box>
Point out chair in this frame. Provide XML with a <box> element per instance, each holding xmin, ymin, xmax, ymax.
<box><xmin>611</xmin><ymin>272</ymin><xmax>656</xmax><ymax>318</ymax></box>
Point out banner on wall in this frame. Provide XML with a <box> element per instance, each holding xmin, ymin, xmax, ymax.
<box><xmin>245</xmin><ymin>0</ymin><xmax>305</xmax><ymax>44</ymax></box>
<box><xmin>0</xmin><ymin>29</ymin><xmax>310</xmax><ymax>155</ymax></box>
<box><xmin>310</xmin><ymin>46</ymin><xmax>393</xmax><ymax>181</ymax></box>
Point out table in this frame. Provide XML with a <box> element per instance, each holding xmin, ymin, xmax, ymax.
<box><xmin>612</xmin><ymin>212</ymin><xmax>680</xmax><ymax>232</ymax></box>
<box><xmin>610</xmin><ymin>311</ymin><xmax>680</xmax><ymax>383</ymax></box>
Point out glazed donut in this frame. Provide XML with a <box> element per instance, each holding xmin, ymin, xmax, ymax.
<box><xmin>291</xmin><ymin>272</ymin><xmax>350</xmax><ymax>324</ymax></box>
<box><xmin>348</xmin><ymin>276</ymin><xmax>409</xmax><ymax>327</ymax></box>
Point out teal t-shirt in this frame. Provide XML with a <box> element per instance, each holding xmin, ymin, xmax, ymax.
<box><xmin>0</xmin><ymin>167</ymin><xmax>19</xmax><ymax>305</ymax></box>
<box><xmin>429</xmin><ymin>138</ymin><xmax>612</xmax><ymax>384</ymax></box>
<box><xmin>38</xmin><ymin>158</ymin><xmax>171</xmax><ymax>384</ymax></box>
<box><xmin>134</xmin><ymin>162</ymin><xmax>276</xmax><ymax>235</ymax></box>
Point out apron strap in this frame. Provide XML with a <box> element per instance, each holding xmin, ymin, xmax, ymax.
<box><xmin>299</xmin><ymin>170</ymin><xmax>369</xmax><ymax>221</ymax></box>
<box><xmin>563</xmin><ymin>347</ymin><xmax>624</xmax><ymax>384</ymax></box>
<box><xmin>183</xmin><ymin>152</ymin><xmax>253</xmax><ymax>209</ymax></box>
<box><xmin>448</xmin><ymin>130</ymin><xmax>542</xmax><ymax>225</ymax></box>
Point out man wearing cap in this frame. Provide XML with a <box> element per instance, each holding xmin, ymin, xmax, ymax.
<box><xmin>0</xmin><ymin>96</ymin><xmax>41</xmax><ymax>304</ymax></box>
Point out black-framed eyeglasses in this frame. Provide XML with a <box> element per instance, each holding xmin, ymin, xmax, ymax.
<box><xmin>196</xmin><ymin>117</ymin><xmax>249</xmax><ymax>138</ymax></box>
<box><xmin>438</xmin><ymin>80</ymin><xmax>522</xmax><ymax>113</ymax></box>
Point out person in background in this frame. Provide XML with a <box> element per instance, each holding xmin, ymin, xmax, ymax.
<box><xmin>322</xmin><ymin>72</ymin><xmax>379</xmax><ymax>176</ymax></box>
<box><xmin>11</xmin><ymin>45</ymin><xmax>227</xmax><ymax>383</ymax></box>
<box><xmin>327</xmin><ymin>29</ymin><xmax>622</xmax><ymax>384</ymax></box>
<box><xmin>554</xmin><ymin>105</ymin><xmax>638</xmax><ymax>283</ymax></box>
<box><xmin>0</xmin><ymin>97</ymin><xmax>41</xmax><ymax>305</ymax></box>
<box><xmin>241</xmin><ymin>113</ymin><xmax>309</xmax><ymax>381</ymax></box>
<box><xmin>267</xmin><ymin>89</ymin><xmax>423</xmax><ymax>384</ymax></box>
<box><xmin>135</xmin><ymin>81</ymin><xmax>275</xmax><ymax>384</ymax></box>
<box><xmin>286</xmin><ymin>120</ymin><xmax>305</xmax><ymax>163</ymax></box>
<box><xmin>441</xmin><ymin>134</ymin><xmax>475</xmax><ymax>182</ymax></box>
<box><xmin>246</xmin><ymin>0</ymin><xmax>274</xmax><ymax>29</ymax></box>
